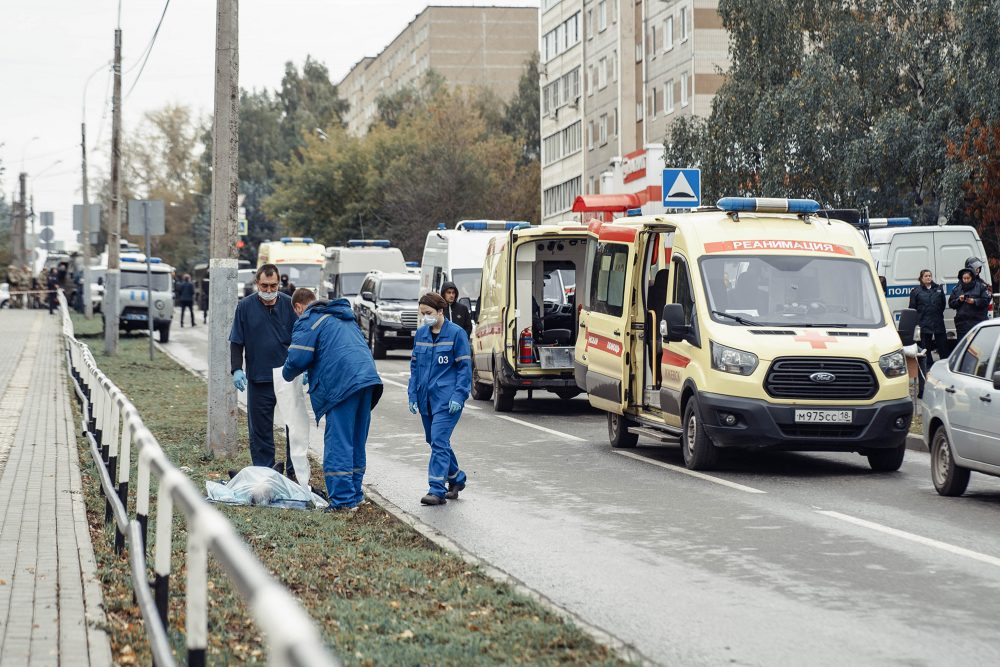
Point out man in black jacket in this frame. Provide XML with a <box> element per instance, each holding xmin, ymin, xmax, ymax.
<box><xmin>949</xmin><ymin>267</ymin><xmax>991</xmax><ymax>343</ymax></box>
<box><xmin>177</xmin><ymin>274</ymin><xmax>196</xmax><ymax>327</ymax></box>
<box><xmin>909</xmin><ymin>269</ymin><xmax>947</xmax><ymax>398</ymax></box>
<box><xmin>440</xmin><ymin>281</ymin><xmax>472</xmax><ymax>337</ymax></box>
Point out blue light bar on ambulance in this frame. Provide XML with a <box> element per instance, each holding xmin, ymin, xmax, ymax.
<box><xmin>456</xmin><ymin>220</ymin><xmax>531</xmax><ymax>231</ymax></box>
<box><xmin>148</xmin><ymin>257</ymin><xmax>162</xmax><ymax>264</ymax></box>
<box><xmin>121</xmin><ymin>256</ymin><xmax>140</xmax><ymax>263</ymax></box>
<box><xmin>280</xmin><ymin>237</ymin><xmax>315</xmax><ymax>244</ymax></box>
<box><xmin>405</xmin><ymin>261</ymin><xmax>419</xmax><ymax>267</ymax></box>
<box><xmin>868</xmin><ymin>217</ymin><xmax>912</xmax><ymax>228</ymax></box>
<box><xmin>346</xmin><ymin>239</ymin><xmax>391</xmax><ymax>247</ymax></box>
<box><xmin>716</xmin><ymin>197</ymin><xmax>821</xmax><ymax>214</ymax></box>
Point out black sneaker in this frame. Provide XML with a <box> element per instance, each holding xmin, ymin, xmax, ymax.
<box><xmin>445</xmin><ymin>482</ymin><xmax>465</xmax><ymax>500</ymax></box>
<box><xmin>420</xmin><ymin>494</ymin><xmax>447</xmax><ymax>506</ymax></box>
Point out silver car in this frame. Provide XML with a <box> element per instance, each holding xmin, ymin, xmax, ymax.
<box><xmin>921</xmin><ymin>319</ymin><xmax>1000</xmax><ymax>495</ymax></box>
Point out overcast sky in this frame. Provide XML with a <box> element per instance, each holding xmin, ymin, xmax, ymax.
<box><xmin>0</xmin><ymin>0</ymin><xmax>539</xmax><ymax>245</ymax></box>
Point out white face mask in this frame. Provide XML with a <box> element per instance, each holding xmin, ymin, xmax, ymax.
<box><xmin>258</xmin><ymin>290</ymin><xmax>278</xmax><ymax>303</ymax></box>
<box><xmin>422</xmin><ymin>314</ymin><xmax>438</xmax><ymax>327</ymax></box>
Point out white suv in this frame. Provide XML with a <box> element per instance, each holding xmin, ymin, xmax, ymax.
<box><xmin>922</xmin><ymin>320</ymin><xmax>1000</xmax><ymax>495</ymax></box>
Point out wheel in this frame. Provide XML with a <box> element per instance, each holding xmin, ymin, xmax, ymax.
<box><xmin>470</xmin><ymin>360</ymin><xmax>493</xmax><ymax>401</ymax></box>
<box><xmin>931</xmin><ymin>428</ymin><xmax>970</xmax><ymax>496</ymax></box>
<box><xmin>608</xmin><ymin>411</ymin><xmax>638</xmax><ymax>448</ymax></box>
<box><xmin>681</xmin><ymin>397</ymin><xmax>721</xmax><ymax>470</ymax></box>
<box><xmin>493</xmin><ymin>373</ymin><xmax>514</xmax><ymax>412</ymax></box>
<box><xmin>866</xmin><ymin>438</ymin><xmax>906</xmax><ymax>472</ymax></box>
<box><xmin>368</xmin><ymin>323</ymin><xmax>386</xmax><ymax>360</ymax></box>
<box><xmin>158</xmin><ymin>324</ymin><xmax>170</xmax><ymax>343</ymax></box>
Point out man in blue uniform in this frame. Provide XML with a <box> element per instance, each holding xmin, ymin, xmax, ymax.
<box><xmin>283</xmin><ymin>289</ymin><xmax>383</xmax><ymax>510</ymax></box>
<box><xmin>230</xmin><ymin>264</ymin><xmax>298</xmax><ymax>469</ymax></box>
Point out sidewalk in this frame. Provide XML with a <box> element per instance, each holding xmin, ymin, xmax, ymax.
<box><xmin>0</xmin><ymin>310</ymin><xmax>111</xmax><ymax>666</ymax></box>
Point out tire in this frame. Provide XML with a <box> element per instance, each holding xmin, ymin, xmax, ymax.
<box><xmin>931</xmin><ymin>428</ymin><xmax>970</xmax><ymax>496</ymax></box>
<box><xmin>681</xmin><ymin>397</ymin><xmax>721</xmax><ymax>470</ymax></box>
<box><xmin>607</xmin><ymin>411</ymin><xmax>638</xmax><ymax>449</ymax></box>
<box><xmin>470</xmin><ymin>360</ymin><xmax>493</xmax><ymax>401</ymax></box>
<box><xmin>866</xmin><ymin>438</ymin><xmax>906</xmax><ymax>472</ymax></box>
<box><xmin>493</xmin><ymin>373</ymin><xmax>514</xmax><ymax>412</ymax></box>
<box><xmin>368</xmin><ymin>323</ymin><xmax>386</xmax><ymax>360</ymax></box>
<box><xmin>158</xmin><ymin>324</ymin><xmax>170</xmax><ymax>343</ymax></box>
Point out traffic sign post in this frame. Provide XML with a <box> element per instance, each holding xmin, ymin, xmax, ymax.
<box><xmin>662</xmin><ymin>168</ymin><xmax>702</xmax><ymax>209</ymax></box>
<box><xmin>127</xmin><ymin>199</ymin><xmax>166</xmax><ymax>360</ymax></box>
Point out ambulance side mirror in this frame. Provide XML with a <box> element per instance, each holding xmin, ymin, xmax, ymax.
<box><xmin>660</xmin><ymin>304</ymin><xmax>688</xmax><ymax>343</ymax></box>
<box><xmin>897</xmin><ymin>308</ymin><xmax>917</xmax><ymax>347</ymax></box>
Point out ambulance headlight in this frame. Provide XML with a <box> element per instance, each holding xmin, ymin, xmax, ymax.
<box><xmin>711</xmin><ymin>342</ymin><xmax>758</xmax><ymax>376</ymax></box>
<box><xmin>379</xmin><ymin>309</ymin><xmax>401</xmax><ymax>323</ymax></box>
<box><xmin>879</xmin><ymin>349</ymin><xmax>907</xmax><ymax>378</ymax></box>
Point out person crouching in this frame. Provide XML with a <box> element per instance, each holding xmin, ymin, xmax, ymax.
<box><xmin>282</xmin><ymin>288</ymin><xmax>383</xmax><ymax>511</ymax></box>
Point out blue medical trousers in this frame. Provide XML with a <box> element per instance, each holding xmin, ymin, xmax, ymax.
<box><xmin>322</xmin><ymin>386</ymin><xmax>374</xmax><ymax>508</ymax></box>
<box><xmin>247</xmin><ymin>381</ymin><xmax>277</xmax><ymax>467</ymax></box>
<box><xmin>420</xmin><ymin>405</ymin><xmax>466</xmax><ymax>498</ymax></box>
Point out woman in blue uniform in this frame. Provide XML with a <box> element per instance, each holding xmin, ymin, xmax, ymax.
<box><xmin>408</xmin><ymin>292</ymin><xmax>472</xmax><ymax>505</ymax></box>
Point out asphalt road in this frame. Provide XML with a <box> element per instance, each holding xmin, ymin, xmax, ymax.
<box><xmin>162</xmin><ymin>311</ymin><xmax>1000</xmax><ymax>666</ymax></box>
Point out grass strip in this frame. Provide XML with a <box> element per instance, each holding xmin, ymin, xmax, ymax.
<box><xmin>69</xmin><ymin>314</ymin><xmax>626</xmax><ymax>666</ymax></box>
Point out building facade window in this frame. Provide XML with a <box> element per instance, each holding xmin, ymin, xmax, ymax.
<box><xmin>612</xmin><ymin>0</ymin><xmax>618</xmax><ymax>23</ymax></box>
<box><xmin>542</xmin><ymin>120</ymin><xmax>583</xmax><ymax>165</ymax></box>
<box><xmin>543</xmin><ymin>67</ymin><xmax>582</xmax><ymax>115</ymax></box>
<box><xmin>611</xmin><ymin>49</ymin><xmax>618</xmax><ymax>81</ymax></box>
<box><xmin>613</xmin><ymin>107</ymin><xmax>618</xmax><ymax>135</ymax></box>
<box><xmin>588</xmin><ymin>120</ymin><xmax>595</xmax><ymax>149</ymax></box>
<box><xmin>542</xmin><ymin>12</ymin><xmax>582</xmax><ymax>63</ymax></box>
<box><xmin>664</xmin><ymin>16</ymin><xmax>674</xmax><ymax>51</ymax></box>
<box><xmin>665</xmin><ymin>78</ymin><xmax>675</xmax><ymax>113</ymax></box>
<box><xmin>543</xmin><ymin>176</ymin><xmax>583</xmax><ymax>217</ymax></box>
<box><xmin>599</xmin><ymin>113</ymin><xmax>608</xmax><ymax>145</ymax></box>
<box><xmin>587</xmin><ymin>8</ymin><xmax>594</xmax><ymax>38</ymax></box>
<box><xmin>681</xmin><ymin>71</ymin><xmax>689</xmax><ymax>107</ymax></box>
<box><xmin>542</xmin><ymin>0</ymin><xmax>560</xmax><ymax>12</ymax></box>
<box><xmin>598</xmin><ymin>0</ymin><xmax>608</xmax><ymax>31</ymax></box>
<box><xmin>680</xmin><ymin>6</ymin><xmax>689</xmax><ymax>42</ymax></box>
<box><xmin>598</xmin><ymin>57</ymin><xmax>608</xmax><ymax>89</ymax></box>
<box><xmin>636</xmin><ymin>102</ymin><xmax>643</xmax><ymax>121</ymax></box>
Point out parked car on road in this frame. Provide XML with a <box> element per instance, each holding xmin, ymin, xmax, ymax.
<box><xmin>922</xmin><ymin>319</ymin><xmax>1000</xmax><ymax>495</ymax></box>
<box><xmin>354</xmin><ymin>270</ymin><xmax>420</xmax><ymax>359</ymax></box>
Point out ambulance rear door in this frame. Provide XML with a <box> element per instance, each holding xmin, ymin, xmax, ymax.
<box><xmin>581</xmin><ymin>226</ymin><xmax>637</xmax><ymax>414</ymax></box>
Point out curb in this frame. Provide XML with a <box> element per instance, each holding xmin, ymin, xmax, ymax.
<box><xmin>906</xmin><ymin>433</ymin><xmax>928</xmax><ymax>453</ymax></box>
<box><xmin>363</xmin><ymin>486</ymin><xmax>659</xmax><ymax>667</ymax></box>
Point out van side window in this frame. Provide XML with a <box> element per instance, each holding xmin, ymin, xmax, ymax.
<box><xmin>673</xmin><ymin>258</ymin><xmax>694</xmax><ymax>325</ymax></box>
<box><xmin>589</xmin><ymin>242</ymin><xmax>629</xmax><ymax>317</ymax></box>
<box><xmin>432</xmin><ymin>266</ymin><xmax>443</xmax><ymax>292</ymax></box>
<box><xmin>957</xmin><ymin>326</ymin><xmax>1000</xmax><ymax>378</ymax></box>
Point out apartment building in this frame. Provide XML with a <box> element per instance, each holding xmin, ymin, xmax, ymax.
<box><xmin>540</xmin><ymin>0</ymin><xmax>729</xmax><ymax>223</ymax></box>
<box><xmin>338</xmin><ymin>6</ymin><xmax>538</xmax><ymax>137</ymax></box>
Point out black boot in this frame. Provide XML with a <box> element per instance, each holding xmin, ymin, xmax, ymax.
<box><xmin>420</xmin><ymin>494</ymin><xmax>446</xmax><ymax>506</ymax></box>
<box><xmin>445</xmin><ymin>482</ymin><xmax>465</xmax><ymax>500</ymax></box>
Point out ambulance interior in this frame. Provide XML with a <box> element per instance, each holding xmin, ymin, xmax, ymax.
<box><xmin>639</xmin><ymin>231</ymin><xmax>675</xmax><ymax>403</ymax></box>
<box><xmin>513</xmin><ymin>237</ymin><xmax>588</xmax><ymax>353</ymax></box>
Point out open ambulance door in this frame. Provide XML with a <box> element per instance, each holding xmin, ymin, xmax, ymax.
<box><xmin>578</xmin><ymin>224</ymin><xmax>637</xmax><ymax>414</ymax></box>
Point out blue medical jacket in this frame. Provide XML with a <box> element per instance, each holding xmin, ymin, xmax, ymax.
<box><xmin>282</xmin><ymin>299</ymin><xmax>383</xmax><ymax>421</ymax></box>
<box><xmin>229</xmin><ymin>291</ymin><xmax>297</xmax><ymax>382</ymax></box>
<box><xmin>407</xmin><ymin>319</ymin><xmax>472</xmax><ymax>415</ymax></box>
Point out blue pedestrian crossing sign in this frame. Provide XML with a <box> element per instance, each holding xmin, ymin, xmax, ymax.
<box><xmin>662</xmin><ymin>168</ymin><xmax>701</xmax><ymax>208</ymax></box>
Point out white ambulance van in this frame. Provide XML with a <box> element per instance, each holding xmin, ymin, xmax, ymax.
<box><xmin>471</xmin><ymin>224</ymin><xmax>589</xmax><ymax>410</ymax></box>
<box><xmin>420</xmin><ymin>220</ymin><xmax>530</xmax><ymax>320</ymax></box>
<box><xmin>323</xmin><ymin>240</ymin><xmax>407</xmax><ymax>301</ymax></box>
<box><xmin>256</xmin><ymin>237</ymin><xmax>326</xmax><ymax>294</ymax></box>
<box><xmin>575</xmin><ymin>197</ymin><xmax>917</xmax><ymax>471</ymax></box>
<box><xmin>869</xmin><ymin>221</ymin><xmax>988</xmax><ymax>337</ymax></box>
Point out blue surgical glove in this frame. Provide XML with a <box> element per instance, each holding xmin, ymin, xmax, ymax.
<box><xmin>232</xmin><ymin>369</ymin><xmax>247</xmax><ymax>392</ymax></box>
<box><xmin>408</xmin><ymin>402</ymin><xmax>418</xmax><ymax>414</ymax></box>
<box><xmin>302</xmin><ymin>370</ymin><xmax>309</xmax><ymax>386</ymax></box>
<box><xmin>449</xmin><ymin>400</ymin><xmax>462</xmax><ymax>414</ymax></box>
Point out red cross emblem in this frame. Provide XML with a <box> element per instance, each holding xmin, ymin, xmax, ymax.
<box><xmin>794</xmin><ymin>331</ymin><xmax>838</xmax><ymax>349</ymax></box>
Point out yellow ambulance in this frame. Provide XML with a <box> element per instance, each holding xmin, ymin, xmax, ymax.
<box><xmin>256</xmin><ymin>237</ymin><xmax>326</xmax><ymax>293</ymax></box>
<box><xmin>471</xmin><ymin>223</ymin><xmax>591</xmax><ymax>411</ymax></box>
<box><xmin>575</xmin><ymin>197</ymin><xmax>915</xmax><ymax>471</ymax></box>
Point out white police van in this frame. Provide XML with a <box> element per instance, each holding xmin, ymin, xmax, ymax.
<box><xmin>112</xmin><ymin>255</ymin><xmax>174</xmax><ymax>342</ymax></box>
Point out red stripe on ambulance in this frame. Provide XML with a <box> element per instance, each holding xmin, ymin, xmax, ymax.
<box><xmin>586</xmin><ymin>333</ymin><xmax>624</xmax><ymax>357</ymax></box>
<box><xmin>661</xmin><ymin>348</ymin><xmax>691</xmax><ymax>368</ymax></box>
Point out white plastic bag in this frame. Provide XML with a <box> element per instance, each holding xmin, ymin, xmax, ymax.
<box><xmin>205</xmin><ymin>466</ymin><xmax>328</xmax><ymax>509</ymax></box>
<box><xmin>273</xmin><ymin>366</ymin><xmax>312</xmax><ymax>493</ymax></box>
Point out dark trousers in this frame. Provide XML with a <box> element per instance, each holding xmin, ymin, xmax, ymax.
<box><xmin>179</xmin><ymin>301</ymin><xmax>195</xmax><ymax>326</ymax></box>
<box><xmin>917</xmin><ymin>331</ymin><xmax>948</xmax><ymax>398</ymax></box>
<box><xmin>247</xmin><ymin>381</ymin><xmax>278</xmax><ymax>467</ymax></box>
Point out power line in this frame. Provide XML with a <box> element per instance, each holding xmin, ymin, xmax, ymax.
<box><xmin>124</xmin><ymin>0</ymin><xmax>171</xmax><ymax>99</ymax></box>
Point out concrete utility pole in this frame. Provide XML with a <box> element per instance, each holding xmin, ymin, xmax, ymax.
<box><xmin>206</xmin><ymin>0</ymin><xmax>240</xmax><ymax>457</ymax></box>
<box><xmin>14</xmin><ymin>173</ymin><xmax>26</xmax><ymax>267</ymax></box>
<box><xmin>81</xmin><ymin>121</ymin><xmax>93</xmax><ymax>318</ymax></box>
<box><xmin>104</xmin><ymin>28</ymin><xmax>122</xmax><ymax>355</ymax></box>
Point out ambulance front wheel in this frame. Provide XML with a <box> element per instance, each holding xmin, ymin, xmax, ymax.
<box><xmin>471</xmin><ymin>361</ymin><xmax>493</xmax><ymax>401</ymax></box>
<box><xmin>608</xmin><ymin>412</ymin><xmax>638</xmax><ymax>449</ymax></box>
<box><xmin>682</xmin><ymin>397</ymin><xmax>721</xmax><ymax>470</ymax></box>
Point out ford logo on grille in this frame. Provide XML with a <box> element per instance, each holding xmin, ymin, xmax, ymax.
<box><xmin>810</xmin><ymin>372</ymin><xmax>837</xmax><ymax>383</ymax></box>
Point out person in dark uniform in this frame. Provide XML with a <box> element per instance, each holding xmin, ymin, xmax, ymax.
<box><xmin>229</xmin><ymin>264</ymin><xmax>298</xmax><ymax>470</ymax></box>
<box><xmin>440</xmin><ymin>281</ymin><xmax>472</xmax><ymax>337</ymax></box>
<box><xmin>46</xmin><ymin>269</ymin><xmax>59</xmax><ymax>315</ymax></box>
<box><xmin>177</xmin><ymin>274</ymin><xmax>196</xmax><ymax>327</ymax></box>
<box><xmin>950</xmin><ymin>267</ymin><xmax>991</xmax><ymax>343</ymax></box>
<box><xmin>908</xmin><ymin>269</ymin><xmax>947</xmax><ymax>398</ymax></box>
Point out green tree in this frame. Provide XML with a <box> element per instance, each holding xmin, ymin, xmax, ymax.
<box><xmin>502</xmin><ymin>53</ymin><xmax>541</xmax><ymax>164</ymax></box>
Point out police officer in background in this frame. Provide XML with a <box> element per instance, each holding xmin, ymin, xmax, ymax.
<box><xmin>229</xmin><ymin>264</ymin><xmax>298</xmax><ymax>471</ymax></box>
<box><xmin>950</xmin><ymin>267</ymin><xmax>991</xmax><ymax>343</ymax></box>
<box><xmin>440</xmin><ymin>281</ymin><xmax>472</xmax><ymax>337</ymax></box>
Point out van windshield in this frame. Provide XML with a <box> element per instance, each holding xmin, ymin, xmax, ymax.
<box><xmin>379</xmin><ymin>279</ymin><xmax>419</xmax><ymax>301</ymax></box>
<box><xmin>120</xmin><ymin>271</ymin><xmax>171</xmax><ymax>292</ymax></box>
<box><xmin>278</xmin><ymin>264</ymin><xmax>322</xmax><ymax>287</ymax></box>
<box><xmin>451</xmin><ymin>269</ymin><xmax>482</xmax><ymax>300</ymax></box>
<box><xmin>699</xmin><ymin>255</ymin><xmax>884</xmax><ymax>328</ymax></box>
<box><xmin>338</xmin><ymin>272</ymin><xmax>366</xmax><ymax>296</ymax></box>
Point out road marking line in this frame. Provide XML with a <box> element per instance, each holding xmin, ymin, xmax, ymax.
<box><xmin>381</xmin><ymin>377</ymin><xmax>409</xmax><ymax>389</ymax></box>
<box><xmin>816</xmin><ymin>510</ymin><xmax>1000</xmax><ymax>569</ymax></box>
<box><xmin>613</xmin><ymin>451</ymin><xmax>767</xmax><ymax>494</ymax></box>
<box><xmin>464</xmin><ymin>404</ymin><xmax>482</xmax><ymax>411</ymax></box>
<box><xmin>496</xmin><ymin>415</ymin><xmax>586</xmax><ymax>442</ymax></box>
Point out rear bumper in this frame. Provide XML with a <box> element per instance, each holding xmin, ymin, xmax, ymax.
<box><xmin>697</xmin><ymin>392</ymin><xmax>912</xmax><ymax>450</ymax></box>
<box><xmin>496</xmin><ymin>356</ymin><xmax>576</xmax><ymax>390</ymax></box>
